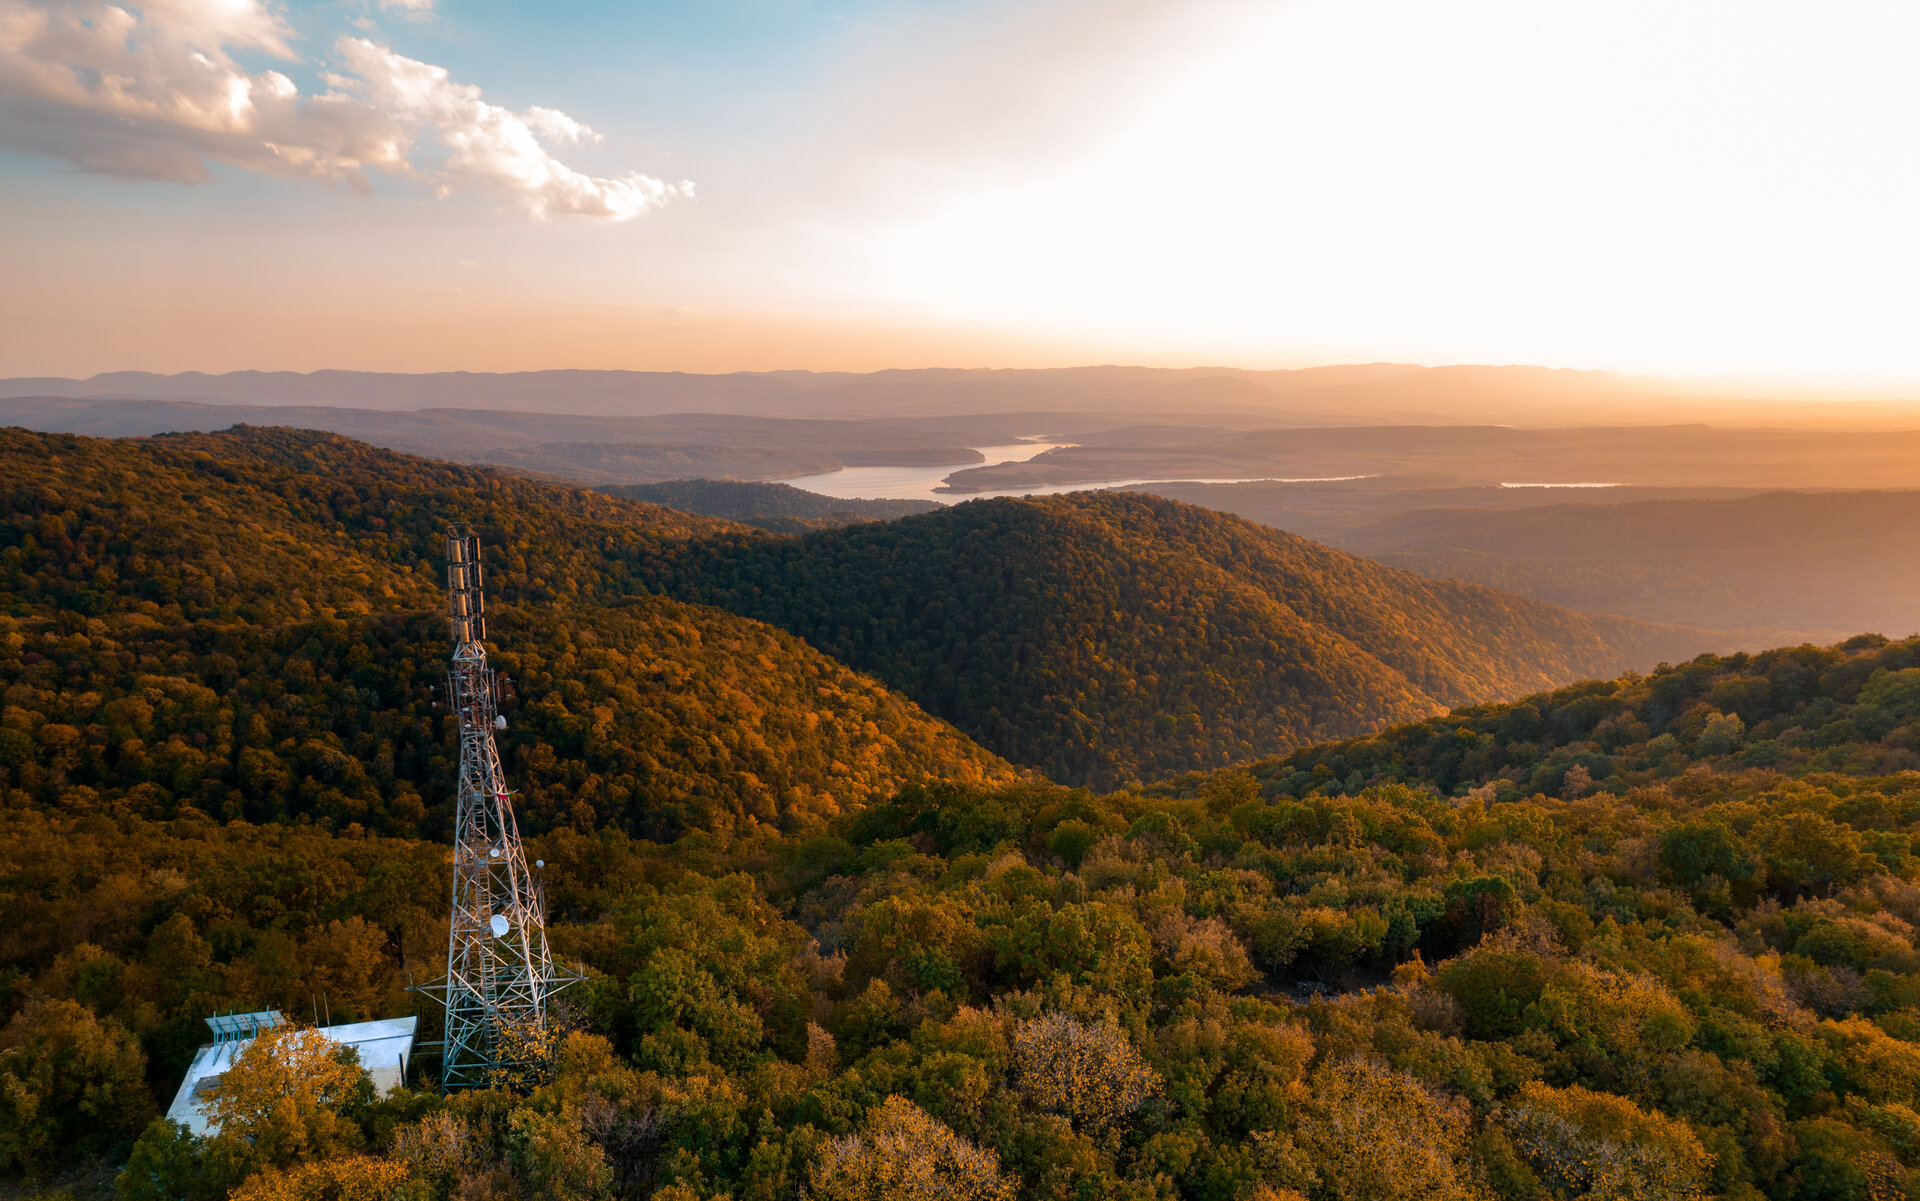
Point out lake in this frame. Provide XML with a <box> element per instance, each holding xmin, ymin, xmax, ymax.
<box><xmin>777</xmin><ymin>440</ymin><xmax>1076</xmax><ymax>501</ymax></box>
<box><xmin>778</xmin><ymin>439</ymin><xmax>1367</xmax><ymax>502</ymax></box>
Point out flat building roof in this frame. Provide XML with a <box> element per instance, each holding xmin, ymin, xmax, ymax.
<box><xmin>165</xmin><ymin>1015</ymin><xmax>419</xmax><ymax>1136</ymax></box>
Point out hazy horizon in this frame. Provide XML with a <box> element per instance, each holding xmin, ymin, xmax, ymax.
<box><xmin>8</xmin><ymin>1</ymin><xmax>1920</xmax><ymax>388</ymax></box>
<box><xmin>14</xmin><ymin>360</ymin><xmax>1920</xmax><ymax>406</ymax></box>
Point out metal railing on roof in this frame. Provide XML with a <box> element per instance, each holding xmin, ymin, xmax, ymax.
<box><xmin>204</xmin><ymin>1010</ymin><xmax>287</xmax><ymax>1044</ymax></box>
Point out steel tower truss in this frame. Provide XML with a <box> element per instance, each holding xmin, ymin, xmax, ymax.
<box><xmin>415</xmin><ymin>526</ymin><xmax>576</xmax><ymax>1090</ymax></box>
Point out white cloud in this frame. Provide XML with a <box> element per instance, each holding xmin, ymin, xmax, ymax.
<box><xmin>335</xmin><ymin>38</ymin><xmax>689</xmax><ymax>219</ymax></box>
<box><xmin>0</xmin><ymin>0</ymin><xmax>688</xmax><ymax>219</ymax></box>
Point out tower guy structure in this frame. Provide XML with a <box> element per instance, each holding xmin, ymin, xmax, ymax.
<box><xmin>416</xmin><ymin>525</ymin><xmax>576</xmax><ymax>1090</ymax></box>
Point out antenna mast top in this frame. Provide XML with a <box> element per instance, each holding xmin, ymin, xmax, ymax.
<box><xmin>446</xmin><ymin>526</ymin><xmax>486</xmax><ymax>645</ymax></box>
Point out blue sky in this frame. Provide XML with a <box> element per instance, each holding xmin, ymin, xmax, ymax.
<box><xmin>5</xmin><ymin>0</ymin><xmax>1920</xmax><ymax>384</ymax></box>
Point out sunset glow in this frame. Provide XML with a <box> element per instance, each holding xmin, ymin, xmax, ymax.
<box><xmin>5</xmin><ymin>0</ymin><xmax>1920</xmax><ymax>382</ymax></box>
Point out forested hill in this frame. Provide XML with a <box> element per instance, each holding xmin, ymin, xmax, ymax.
<box><xmin>657</xmin><ymin>491</ymin><xmax>1721</xmax><ymax>786</ymax></box>
<box><xmin>0</xmin><ymin>427</ymin><xmax>1016</xmax><ymax>837</ymax></box>
<box><xmin>1250</xmin><ymin>631</ymin><xmax>1920</xmax><ymax>801</ymax></box>
<box><xmin>2</xmin><ymin>425</ymin><xmax>1721</xmax><ymax>809</ymax></box>
<box><xmin>0</xmin><ymin>423</ymin><xmax>745</xmax><ymax>620</ymax></box>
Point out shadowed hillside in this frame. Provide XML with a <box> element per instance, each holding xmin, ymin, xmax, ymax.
<box><xmin>1129</xmin><ymin>481</ymin><xmax>1920</xmax><ymax>643</ymax></box>
<box><xmin>658</xmin><ymin>491</ymin><xmax>1722</xmax><ymax>785</ymax></box>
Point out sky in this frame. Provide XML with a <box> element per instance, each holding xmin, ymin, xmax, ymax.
<box><xmin>3</xmin><ymin>0</ymin><xmax>1920</xmax><ymax>382</ymax></box>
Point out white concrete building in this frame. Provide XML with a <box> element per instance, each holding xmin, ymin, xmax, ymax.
<box><xmin>165</xmin><ymin>1010</ymin><xmax>419</xmax><ymax>1136</ymax></box>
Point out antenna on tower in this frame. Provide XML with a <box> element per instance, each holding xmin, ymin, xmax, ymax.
<box><xmin>411</xmin><ymin>524</ymin><xmax>579</xmax><ymax>1091</ymax></box>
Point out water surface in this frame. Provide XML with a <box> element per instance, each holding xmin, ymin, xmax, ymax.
<box><xmin>780</xmin><ymin>440</ymin><xmax>1368</xmax><ymax>503</ymax></box>
<box><xmin>777</xmin><ymin>440</ymin><xmax>1075</xmax><ymax>501</ymax></box>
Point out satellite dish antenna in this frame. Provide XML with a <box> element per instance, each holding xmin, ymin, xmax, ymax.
<box><xmin>494</xmin><ymin>715</ymin><xmax>507</xmax><ymax>730</ymax></box>
<box><xmin>489</xmin><ymin>914</ymin><xmax>510</xmax><ymax>938</ymax></box>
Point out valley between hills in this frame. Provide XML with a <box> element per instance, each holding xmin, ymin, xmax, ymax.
<box><xmin>8</xmin><ymin>423</ymin><xmax>1920</xmax><ymax>1201</ymax></box>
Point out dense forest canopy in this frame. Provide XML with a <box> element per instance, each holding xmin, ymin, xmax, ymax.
<box><xmin>13</xmin><ymin>690</ymin><xmax>1920</xmax><ymax>1199</ymax></box>
<box><xmin>0</xmin><ymin>425</ymin><xmax>741</xmax><ymax>621</ymax></box>
<box><xmin>657</xmin><ymin>491</ymin><xmax>1718</xmax><ymax>786</ymax></box>
<box><xmin>0</xmin><ymin>427</ymin><xmax>1014</xmax><ymax>840</ymax></box>
<box><xmin>13</xmin><ymin>424</ymin><xmax>1920</xmax><ymax>1201</ymax></box>
<box><xmin>2</xmin><ymin>426</ymin><xmax>1718</xmax><ymax>796</ymax></box>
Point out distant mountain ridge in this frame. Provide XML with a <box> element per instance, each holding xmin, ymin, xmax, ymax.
<box><xmin>0</xmin><ymin>395</ymin><xmax>995</xmax><ymax>464</ymax></box>
<box><xmin>0</xmin><ymin>397</ymin><xmax>1002</xmax><ymax>485</ymax></box>
<box><xmin>0</xmin><ymin>365</ymin><xmax>1422</xmax><ymax>419</ymax></box>
<box><xmin>1338</xmin><ymin>490</ymin><xmax>1920</xmax><ymax>642</ymax></box>
<box><xmin>943</xmin><ymin>422</ymin><xmax>1920</xmax><ymax>492</ymax></box>
<box><xmin>14</xmin><ymin>362</ymin><xmax>1914</xmax><ymax>426</ymax></box>
<box><xmin>1135</xmin><ymin>480</ymin><xmax>1920</xmax><ymax>644</ymax></box>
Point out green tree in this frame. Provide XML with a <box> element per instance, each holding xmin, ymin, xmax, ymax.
<box><xmin>115</xmin><ymin>1120</ymin><xmax>245</xmax><ymax>1201</ymax></box>
<box><xmin>1437</xmin><ymin>945</ymin><xmax>1548</xmax><ymax>1040</ymax></box>
<box><xmin>0</xmin><ymin>999</ymin><xmax>153</xmax><ymax>1172</ymax></box>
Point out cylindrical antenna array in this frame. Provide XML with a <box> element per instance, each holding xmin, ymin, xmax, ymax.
<box><xmin>446</xmin><ymin>528</ymin><xmax>486</xmax><ymax>643</ymax></box>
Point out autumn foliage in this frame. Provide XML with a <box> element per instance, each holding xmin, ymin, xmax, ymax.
<box><xmin>12</xmin><ymin>428</ymin><xmax>1920</xmax><ymax>1199</ymax></box>
<box><xmin>808</xmin><ymin>1096</ymin><xmax>1015</xmax><ymax>1201</ymax></box>
<box><xmin>1009</xmin><ymin>1013</ymin><xmax>1159</xmax><ymax>1131</ymax></box>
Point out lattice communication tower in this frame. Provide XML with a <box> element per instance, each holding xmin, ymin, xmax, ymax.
<box><xmin>415</xmin><ymin>526</ymin><xmax>576</xmax><ymax>1090</ymax></box>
